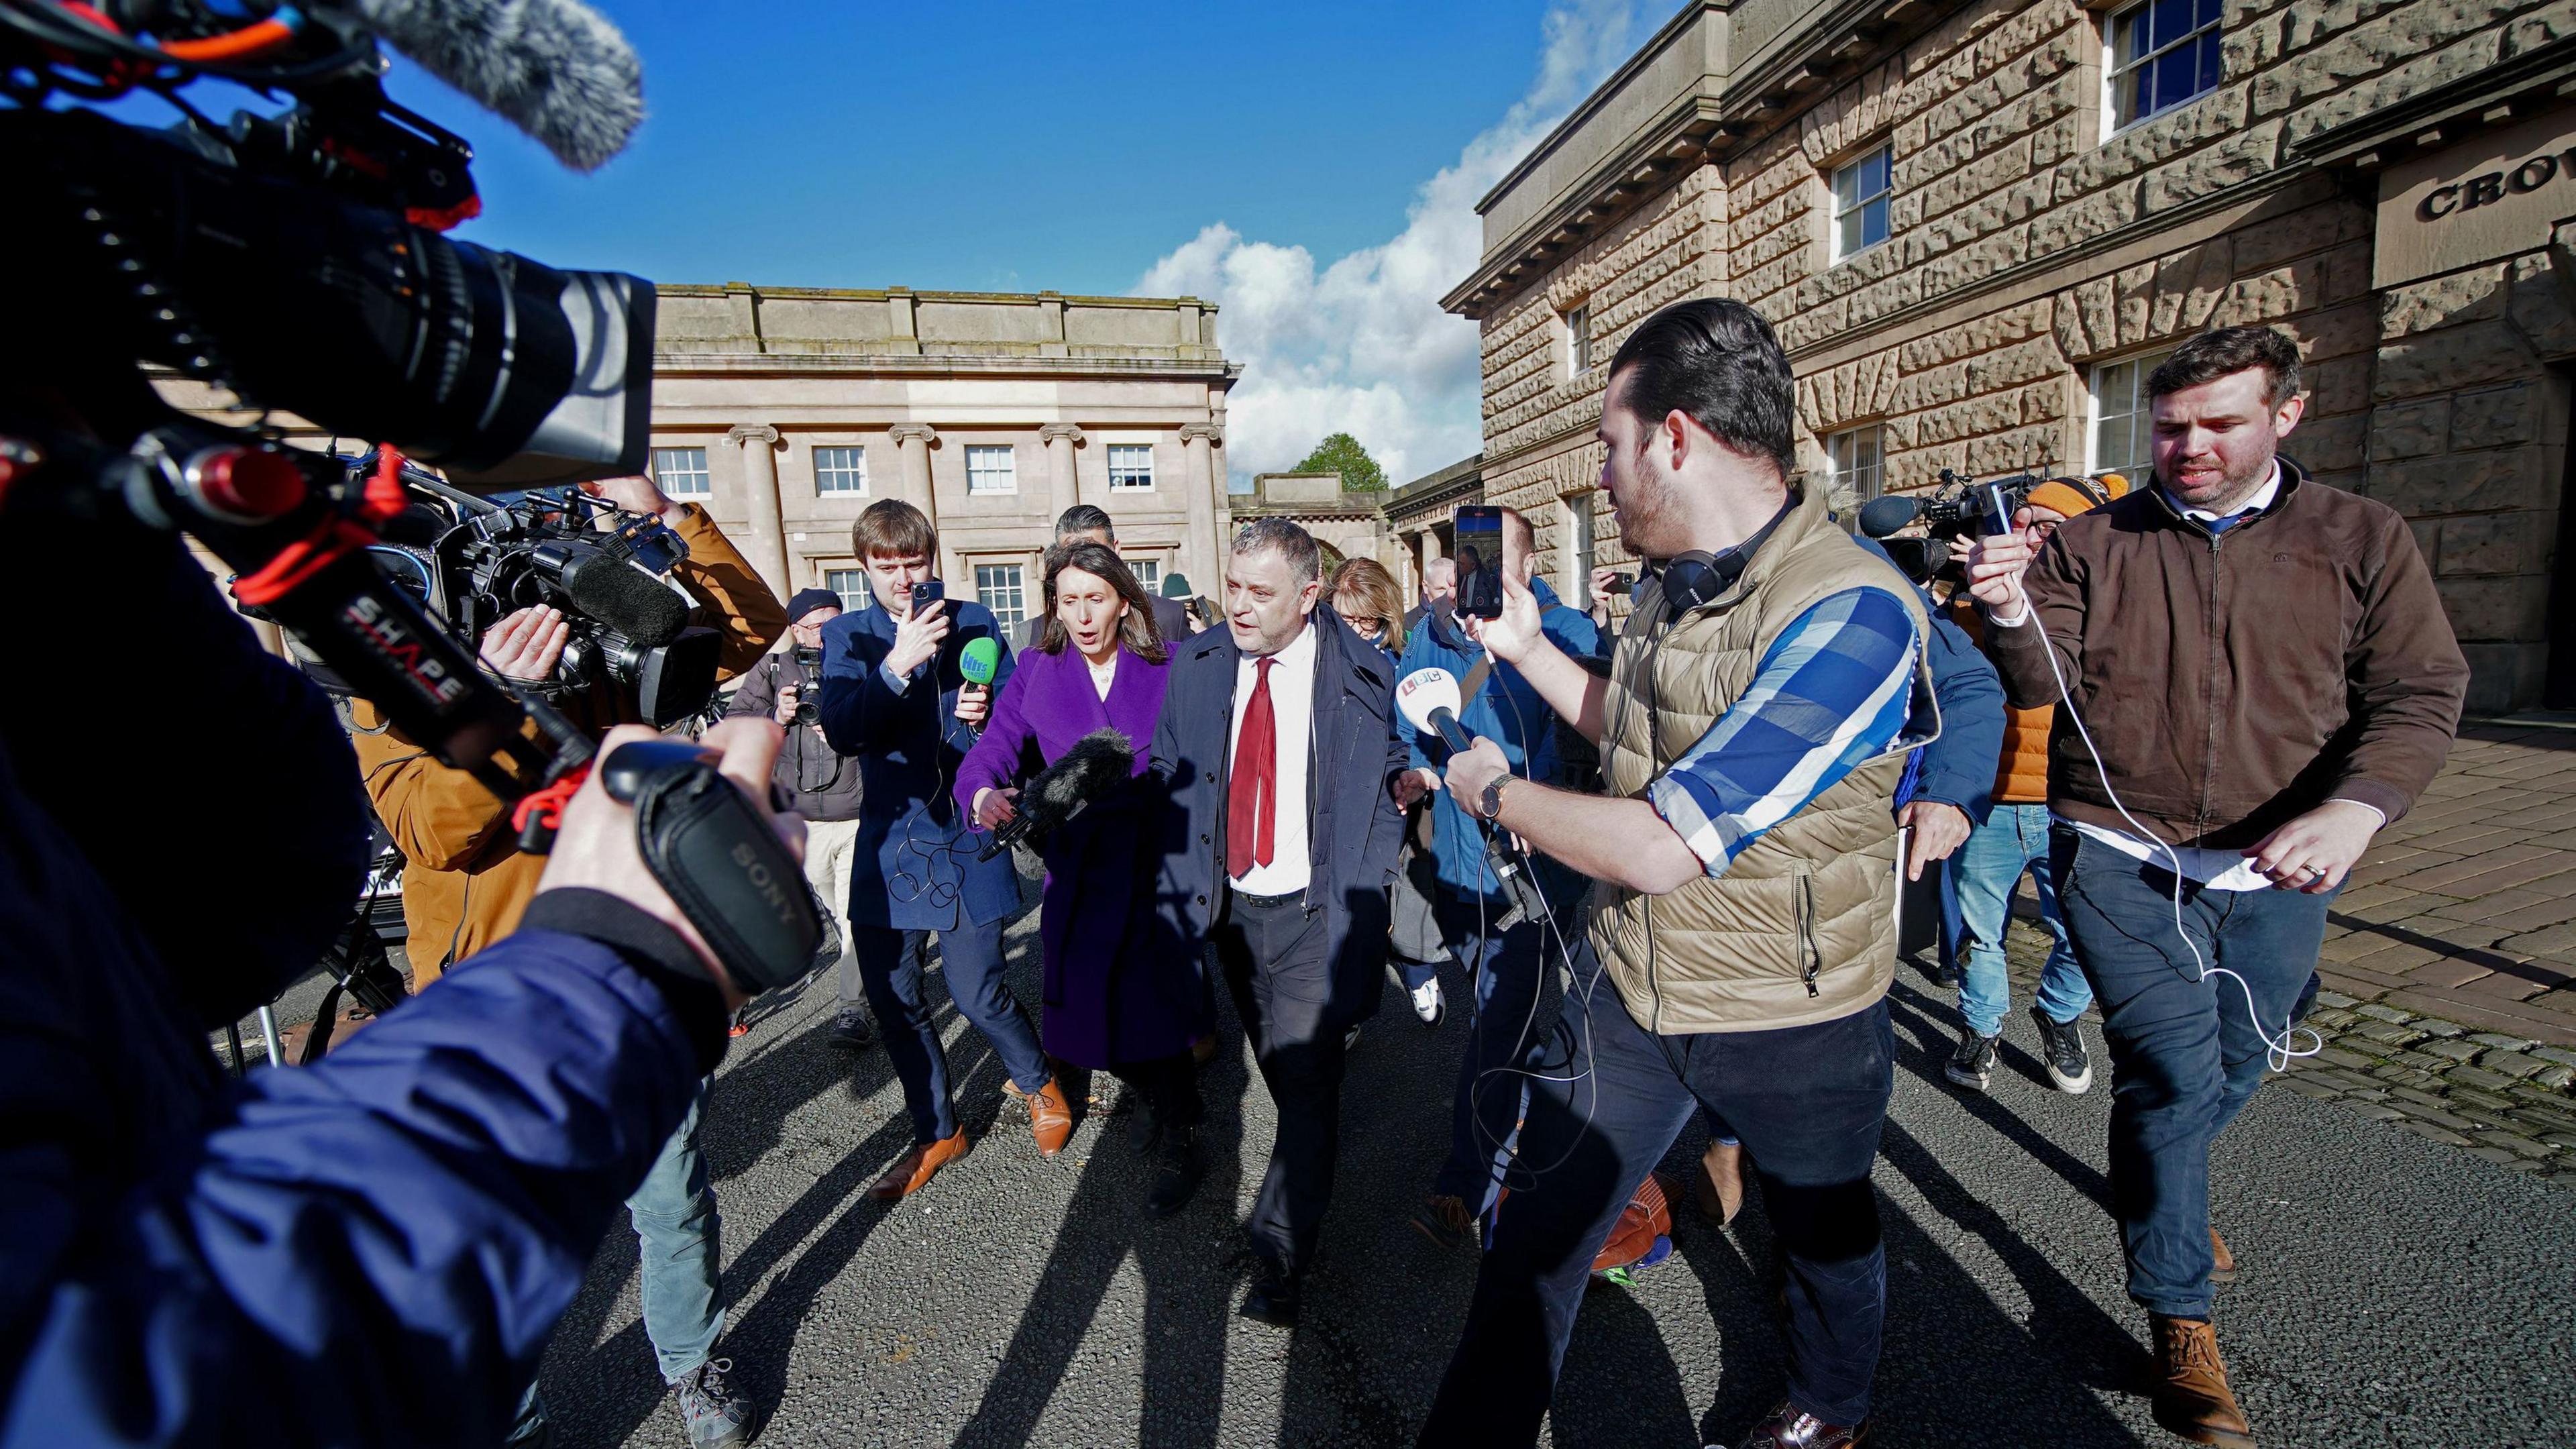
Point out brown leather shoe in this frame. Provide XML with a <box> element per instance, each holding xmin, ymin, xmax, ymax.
<box><xmin>1732</xmin><ymin>1401</ymin><xmax>1868</xmax><ymax>1448</ymax></box>
<box><xmin>868</xmin><ymin>1130</ymin><xmax>969</xmax><ymax>1201</ymax></box>
<box><xmin>1190</xmin><ymin>1032</ymin><xmax>1218</xmax><ymax>1067</ymax></box>
<box><xmin>2150</xmin><ymin>1316</ymin><xmax>2255</xmax><ymax>1448</ymax></box>
<box><xmin>1006</xmin><ymin>1077</ymin><xmax>1075</xmax><ymax>1157</ymax></box>
<box><xmin>1695</xmin><ymin>1140</ymin><xmax>1746</xmax><ymax>1226</ymax></box>
<box><xmin>2208</xmin><ymin>1226</ymin><xmax>2236</xmax><ymax>1285</ymax></box>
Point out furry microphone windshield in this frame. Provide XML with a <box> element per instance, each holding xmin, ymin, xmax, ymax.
<box><xmin>344</xmin><ymin>0</ymin><xmax>645</xmax><ymax>171</ymax></box>
<box><xmin>977</xmin><ymin>729</ymin><xmax>1136</xmax><ymax>861</ymax></box>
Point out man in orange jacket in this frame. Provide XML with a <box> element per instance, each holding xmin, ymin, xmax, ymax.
<box><xmin>1939</xmin><ymin>472</ymin><xmax>2127</xmax><ymax>1097</ymax></box>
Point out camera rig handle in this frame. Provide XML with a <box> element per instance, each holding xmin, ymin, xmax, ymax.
<box><xmin>0</xmin><ymin>419</ymin><xmax>594</xmax><ymax>814</ymax></box>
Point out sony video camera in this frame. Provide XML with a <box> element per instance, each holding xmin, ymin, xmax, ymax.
<box><xmin>356</xmin><ymin>455</ymin><xmax>723</xmax><ymax>729</ymax></box>
<box><xmin>1856</xmin><ymin>468</ymin><xmax>2123</xmax><ymax>586</ymax></box>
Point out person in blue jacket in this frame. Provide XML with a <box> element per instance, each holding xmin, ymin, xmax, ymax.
<box><xmin>1</xmin><ymin>511</ymin><xmax>755</xmax><ymax>1447</ymax></box>
<box><xmin>1389</xmin><ymin>506</ymin><xmax>1598</xmax><ymax>1251</ymax></box>
<box><xmin>817</xmin><ymin>499</ymin><xmax>1069</xmax><ymax>1201</ymax></box>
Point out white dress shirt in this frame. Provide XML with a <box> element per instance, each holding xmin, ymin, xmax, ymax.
<box><xmin>1227</xmin><ymin>620</ymin><xmax>1318</xmax><ymax>896</ymax></box>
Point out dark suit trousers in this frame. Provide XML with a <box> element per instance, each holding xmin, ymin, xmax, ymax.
<box><xmin>1214</xmin><ymin>892</ymin><xmax>1347</xmax><ymax>1283</ymax></box>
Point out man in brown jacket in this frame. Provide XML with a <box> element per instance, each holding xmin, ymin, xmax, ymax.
<box><xmin>347</xmin><ymin>472</ymin><xmax>784</xmax><ymax>1448</ymax></box>
<box><xmin>1966</xmin><ymin>326</ymin><xmax>2467</xmax><ymax>1449</ymax></box>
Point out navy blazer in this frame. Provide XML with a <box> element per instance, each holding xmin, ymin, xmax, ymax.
<box><xmin>818</xmin><ymin>598</ymin><xmax>1022</xmax><ymax>930</ymax></box>
<box><xmin>1145</xmin><ymin>604</ymin><xmax>1408</xmax><ymax>1025</ymax></box>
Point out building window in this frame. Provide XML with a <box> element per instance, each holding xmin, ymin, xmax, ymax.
<box><xmin>1126</xmin><ymin>557</ymin><xmax>1161</xmax><ymax>594</ymax></box>
<box><xmin>2110</xmin><ymin>0</ymin><xmax>2222</xmax><ymax>131</ymax></box>
<box><xmin>2089</xmin><ymin>347</ymin><xmax>2176</xmax><ymax>485</ymax></box>
<box><xmin>975</xmin><ymin>563</ymin><xmax>1026</xmax><ymax>631</ymax></box>
<box><xmin>1831</xmin><ymin>146</ymin><xmax>1892</xmax><ymax>263</ymax></box>
<box><xmin>1108</xmin><ymin>444</ymin><xmax>1156</xmax><ymax>491</ymax></box>
<box><xmin>824</xmin><ymin>568</ymin><xmax>869</xmax><ymax>614</ymax></box>
<box><xmin>965</xmin><ymin>445</ymin><xmax>1017</xmax><ymax>494</ymax></box>
<box><xmin>1561</xmin><ymin>304</ymin><xmax>1591</xmax><ymax>382</ymax></box>
<box><xmin>1827</xmin><ymin>424</ymin><xmax>1885</xmax><ymax>506</ymax></box>
<box><xmin>651</xmin><ymin>446</ymin><xmax>710</xmax><ymax>498</ymax></box>
<box><xmin>1561</xmin><ymin>493</ymin><xmax>1595</xmax><ymax>603</ymax></box>
<box><xmin>813</xmin><ymin>445</ymin><xmax>868</xmax><ymax>495</ymax></box>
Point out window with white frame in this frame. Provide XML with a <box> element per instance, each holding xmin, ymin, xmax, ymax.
<box><xmin>650</xmin><ymin>446</ymin><xmax>710</xmax><ymax>498</ymax></box>
<box><xmin>975</xmin><ymin>563</ymin><xmax>1026</xmax><ymax>631</ymax></box>
<box><xmin>1827</xmin><ymin>425</ymin><xmax>1885</xmax><ymax>506</ymax></box>
<box><xmin>2088</xmin><ymin>347</ymin><xmax>2177</xmax><ymax>485</ymax></box>
<box><xmin>2109</xmin><ymin>0</ymin><xmax>2222</xmax><ymax>131</ymax></box>
<box><xmin>813</xmin><ymin>445</ymin><xmax>868</xmax><ymax>495</ymax></box>
<box><xmin>1108</xmin><ymin>444</ymin><xmax>1155</xmax><ymax>491</ymax></box>
<box><xmin>1831</xmin><ymin>146</ymin><xmax>1892</xmax><ymax>263</ymax></box>
<box><xmin>965</xmin><ymin>445</ymin><xmax>1017</xmax><ymax>494</ymax></box>
<box><xmin>1562</xmin><ymin>304</ymin><xmax>1591</xmax><ymax>382</ymax></box>
<box><xmin>1126</xmin><ymin>557</ymin><xmax>1161</xmax><ymax>594</ymax></box>
<box><xmin>824</xmin><ymin>568</ymin><xmax>869</xmax><ymax>614</ymax></box>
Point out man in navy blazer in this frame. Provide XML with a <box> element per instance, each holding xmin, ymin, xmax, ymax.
<box><xmin>820</xmin><ymin>500</ymin><xmax>1067</xmax><ymax>1200</ymax></box>
<box><xmin>1146</xmin><ymin>517</ymin><xmax>1408</xmax><ymax>1328</ymax></box>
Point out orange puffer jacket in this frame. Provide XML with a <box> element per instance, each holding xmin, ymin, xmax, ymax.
<box><xmin>1948</xmin><ymin>598</ymin><xmax>2049</xmax><ymax>807</ymax></box>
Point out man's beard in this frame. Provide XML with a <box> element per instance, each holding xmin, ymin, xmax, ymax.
<box><xmin>2161</xmin><ymin>451</ymin><xmax>2272</xmax><ymax>511</ymax></box>
<box><xmin>1613</xmin><ymin>467</ymin><xmax>1688</xmax><ymax>559</ymax></box>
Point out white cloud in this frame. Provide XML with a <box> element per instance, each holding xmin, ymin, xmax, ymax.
<box><xmin>1135</xmin><ymin>0</ymin><xmax>1641</xmax><ymax>489</ymax></box>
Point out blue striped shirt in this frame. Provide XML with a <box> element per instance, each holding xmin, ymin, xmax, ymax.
<box><xmin>1648</xmin><ymin>586</ymin><xmax>1921</xmax><ymax>877</ymax></box>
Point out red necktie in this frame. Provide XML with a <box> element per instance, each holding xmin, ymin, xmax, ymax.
<box><xmin>1228</xmin><ymin>656</ymin><xmax>1277</xmax><ymax>875</ymax></box>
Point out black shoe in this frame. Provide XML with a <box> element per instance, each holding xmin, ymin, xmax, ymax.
<box><xmin>1145</xmin><ymin>1126</ymin><xmax>1202</xmax><ymax>1217</ymax></box>
<box><xmin>2029</xmin><ymin>1006</ymin><xmax>2093</xmax><ymax>1094</ymax></box>
<box><xmin>1238</xmin><ymin>1267</ymin><xmax>1301</xmax><ymax>1328</ymax></box>
<box><xmin>826</xmin><ymin>1008</ymin><xmax>877</xmax><ymax>1050</ymax></box>
<box><xmin>1945</xmin><ymin>1030</ymin><xmax>1997</xmax><ymax>1091</ymax></box>
<box><xmin>1127</xmin><ymin>1096</ymin><xmax>1162</xmax><ymax>1155</ymax></box>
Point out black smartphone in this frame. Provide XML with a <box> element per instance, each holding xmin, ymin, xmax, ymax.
<box><xmin>910</xmin><ymin>579</ymin><xmax>947</xmax><ymax>614</ymax></box>
<box><xmin>1600</xmin><ymin>571</ymin><xmax>1634</xmax><ymax>596</ymax></box>
<box><xmin>1452</xmin><ymin>506</ymin><xmax>1505</xmax><ymax>619</ymax></box>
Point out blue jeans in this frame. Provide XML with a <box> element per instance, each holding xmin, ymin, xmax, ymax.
<box><xmin>1946</xmin><ymin>802</ymin><xmax>2089</xmax><ymax>1037</ymax></box>
<box><xmin>1427</xmin><ymin>890</ymin><xmax>1554</xmax><ymax>1215</ymax></box>
<box><xmin>854</xmin><ymin>918</ymin><xmax>1050</xmax><ymax>1144</ymax></box>
<box><xmin>2051</xmin><ymin>826</ymin><xmax>2335</xmax><ymax>1320</ymax></box>
<box><xmin>1420</xmin><ymin>973</ymin><xmax>1894</xmax><ymax>1441</ymax></box>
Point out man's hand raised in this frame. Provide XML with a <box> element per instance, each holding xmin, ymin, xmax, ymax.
<box><xmin>480</xmin><ymin>606</ymin><xmax>570</xmax><ymax>682</ymax></box>
<box><xmin>1964</xmin><ymin>530</ymin><xmax>2037</xmax><ymax>619</ymax></box>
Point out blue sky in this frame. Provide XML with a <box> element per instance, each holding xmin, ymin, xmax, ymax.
<box><xmin>124</xmin><ymin>0</ymin><xmax>1648</xmax><ymax>482</ymax></box>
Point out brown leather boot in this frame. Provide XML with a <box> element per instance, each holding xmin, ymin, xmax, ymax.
<box><xmin>2208</xmin><ymin>1226</ymin><xmax>2236</xmax><ymax>1285</ymax></box>
<box><xmin>1007</xmin><ymin>1077</ymin><xmax>1075</xmax><ymax>1157</ymax></box>
<box><xmin>868</xmin><ymin>1129</ymin><xmax>969</xmax><ymax>1201</ymax></box>
<box><xmin>2150</xmin><ymin>1316</ymin><xmax>2254</xmax><ymax>1448</ymax></box>
<box><xmin>1695</xmin><ymin>1140</ymin><xmax>1746</xmax><ymax>1226</ymax></box>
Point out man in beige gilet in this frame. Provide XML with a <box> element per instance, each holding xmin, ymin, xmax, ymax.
<box><xmin>1415</xmin><ymin>299</ymin><xmax>1933</xmax><ymax>1449</ymax></box>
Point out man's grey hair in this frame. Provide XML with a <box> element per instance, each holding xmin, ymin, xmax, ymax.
<box><xmin>1232</xmin><ymin>517</ymin><xmax>1321</xmax><ymax>584</ymax></box>
<box><xmin>1055</xmin><ymin>503</ymin><xmax>1116</xmax><ymax>542</ymax></box>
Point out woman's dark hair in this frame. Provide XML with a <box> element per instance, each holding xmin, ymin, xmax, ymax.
<box><xmin>2148</xmin><ymin>325</ymin><xmax>2302</xmax><ymax>407</ymax></box>
<box><xmin>1603</xmin><ymin>297</ymin><xmax>1796</xmax><ymax>481</ymax></box>
<box><xmin>1038</xmin><ymin>541</ymin><xmax>1167</xmax><ymax>663</ymax></box>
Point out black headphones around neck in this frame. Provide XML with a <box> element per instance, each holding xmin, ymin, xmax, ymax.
<box><xmin>1652</xmin><ymin>491</ymin><xmax>1799</xmax><ymax>616</ymax></box>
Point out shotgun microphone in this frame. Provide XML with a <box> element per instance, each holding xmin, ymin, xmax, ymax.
<box><xmin>1394</xmin><ymin>667</ymin><xmax>1549</xmax><ymax>930</ymax></box>
<box><xmin>976</xmin><ymin>729</ymin><xmax>1134</xmax><ymax>861</ymax></box>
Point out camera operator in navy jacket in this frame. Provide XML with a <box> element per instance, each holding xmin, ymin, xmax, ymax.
<box><xmin>818</xmin><ymin>500</ymin><xmax>1069</xmax><ymax>1201</ymax></box>
<box><xmin>1143</xmin><ymin>517</ymin><xmax>1409</xmax><ymax>1328</ymax></box>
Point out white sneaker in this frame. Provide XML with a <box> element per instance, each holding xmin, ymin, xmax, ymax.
<box><xmin>1409</xmin><ymin>975</ymin><xmax>1446</xmax><ymax>1026</ymax></box>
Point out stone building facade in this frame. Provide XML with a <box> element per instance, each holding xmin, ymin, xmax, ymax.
<box><xmin>1446</xmin><ymin>0</ymin><xmax>2576</xmax><ymax>712</ymax></box>
<box><xmin>1383</xmin><ymin>454</ymin><xmax>1487</xmax><ymax>602</ymax></box>
<box><xmin>1232</xmin><ymin>472</ymin><xmax>1401</xmax><ymax>581</ymax></box>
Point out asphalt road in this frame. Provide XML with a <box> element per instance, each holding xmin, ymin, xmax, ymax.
<box><xmin>519</xmin><ymin>903</ymin><xmax>2576</xmax><ymax>1449</ymax></box>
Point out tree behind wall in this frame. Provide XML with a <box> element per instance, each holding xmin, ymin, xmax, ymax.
<box><xmin>1295</xmin><ymin>432</ymin><xmax>1388</xmax><ymax>493</ymax></box>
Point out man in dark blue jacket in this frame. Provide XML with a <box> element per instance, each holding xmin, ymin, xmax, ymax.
<box><xmin>818</xmin><ymin>500</ymin><xmax>1067</xmax><ymax>1199</ymax></box>
<box><xmin>1391</xmin><ymin>506</ymin><xmax>1597</xmax><ymax>1251</ymax></box>
<box><xmin>1145</xmin><ymin>517</ymin><xmax>1408</xmax><ymax>1328</ymax></box>
<box><xmin>2</xmin><ymin>514</ymin><xmax>750</xmax><ymax>1446</ymax></box>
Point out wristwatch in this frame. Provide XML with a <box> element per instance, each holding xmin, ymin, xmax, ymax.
<box><xmin>1478</xmin><ymin>774</ymin><xmax>1509</xmax><ymax>822</ymax></box>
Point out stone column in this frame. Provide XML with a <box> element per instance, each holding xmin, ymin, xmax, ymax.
<box><xmin>1418</xmin><ymin>525</ymin><xmax>1444</xmax><ymax>577</ymax></box>
<box><xmin>724</xmin><ymin>423</ymin><xmax>791</xmax><ymax>602</ymax></box>
<box><xmin>890</xmin><ymin>423</ymin><xmax>938</xmax><ymax>523</ymax></box>
<box><xmin>1180</xmin><ymin>423</ymin><xmax>1223</xmax><ymax>590</ymax></box>
<box><xmin>1040</xmin><ymin>423</ymin><xmax>1084</xmax><ymax>522</ymax></box>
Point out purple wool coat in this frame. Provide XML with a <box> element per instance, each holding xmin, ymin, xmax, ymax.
<box><xmin>953</xmin><ymin>641</ymin><xmax>1200</xmax><ymax>1069</ymax></box>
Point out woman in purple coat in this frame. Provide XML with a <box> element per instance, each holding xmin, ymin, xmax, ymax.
<box><xmin>955</xmin><ymin>541</ymin><xmax>1207</xmax><ymax>1217</ymax></box>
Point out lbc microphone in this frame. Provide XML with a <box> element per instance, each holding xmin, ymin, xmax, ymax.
<box><xmin>1395</xmin><ymin>667</ymin><xmax>1550</xmax><ymax>930</ymax></box>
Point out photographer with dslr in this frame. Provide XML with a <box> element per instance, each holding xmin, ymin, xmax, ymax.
<box><xmin>729</xmin><ymin>587</ymin><xmax>877</xmax><ymax>1051</ymax></box>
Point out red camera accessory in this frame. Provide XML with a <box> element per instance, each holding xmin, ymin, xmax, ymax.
<box><xmin>598</xmin><ymin>741</ymin><xmax>822</xmax><ymax>994</ymax></box>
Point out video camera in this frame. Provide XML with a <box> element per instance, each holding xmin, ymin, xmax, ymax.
<box><xmin>354</xmin><ymin>455</ymin><xmax>722</xmax><ymax>729</ymax></box>
<box><xmin>1</xmin><ymin>0</ymin><xmax>661</xmax><ymax>805</ymax></box>
<box><xmin>1856</xmin><ymin>468</ymin><xmax>2125</xmax><ymax>585</ymax></box>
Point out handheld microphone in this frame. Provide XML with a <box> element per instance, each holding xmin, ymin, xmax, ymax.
<box><xmin>343</xmin><ymin>0</ymin><xmax>647</xmax><ymax>171</ymax></box>
<box><xmin>977</xmin><ymin>729</ymin><xmax>1134</xmax><ymax>861</ymax></box>
<box><xmin>1395</xmin><ymin>667</ymin><xmax>1550</xmax><ymax>930</ymax></box>
<box><xmin>959</xmin><ymin>636</ymin><xmax>1001</xmax><ymax>688</ymax></box>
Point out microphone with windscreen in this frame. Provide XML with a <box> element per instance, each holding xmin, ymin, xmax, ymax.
<box><xmin>975</xmin><ymin>729</ymin><xmax>1136</xmax><ymax>861</ymax></box>
<box><xmin>531</xmin><ymin>541</ymin><xmax>690</xmax><ymax>647</ymax></box>
<box><xmin>1857</xmin><ymin>494</ymin><xmax>1921</xmax><ymax>539</ymax></box>
<box><xmin>1395</xmin><ymin>667</ymin><xmax>1550</xmax><ymax>930</ymax></box>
